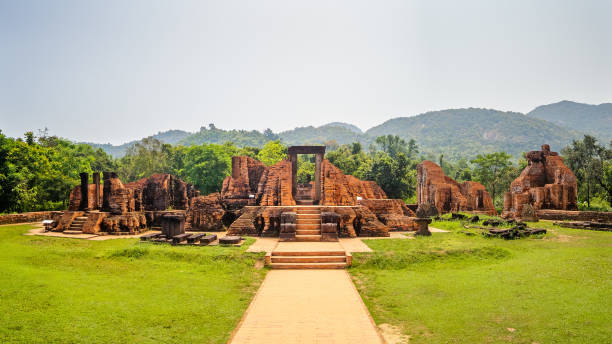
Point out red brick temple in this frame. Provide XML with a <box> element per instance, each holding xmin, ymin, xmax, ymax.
<box><xmin>52</xmin><ymin>146</ymin><xmax>418</xmax><ymax>241</ymax></box>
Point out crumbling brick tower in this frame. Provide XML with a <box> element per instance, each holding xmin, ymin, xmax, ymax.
<box><xmin>502</xmin><ymin>144</ymin><xmax>577</xmax><ymax>219</ymax></box>
<box><xmin>417</xmin><ymin>160</ymin><xmax>496</xmax><ymax>215</ymax></box>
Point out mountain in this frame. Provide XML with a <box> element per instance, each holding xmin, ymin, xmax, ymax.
<box><xmin>278</xmin><ymin>125</ymin><xmax>372</xmax><ymax>147</ymax></box>
<box><xmin>527</xmin><ymin>100</ymin><xmax>612</xmax><ymax>142</ymax></box>
<box><xmin>84</xmin><ymin>102</ymin><xmax>606</xmax><ymax>161</ymax></box>
<box><xmin>319</xmin><ymin>122</ymin><xmax>363</xmax><ymax>133</ymax></box>
<box><xmin>366</xmin><ymin>108</ymin><xmax>581</xmax><ymax>160</ymax></box>
<box><xmin>85</xmin><ymin>129</ymin><xmax>191</xmax><ymax>157</ymax></box>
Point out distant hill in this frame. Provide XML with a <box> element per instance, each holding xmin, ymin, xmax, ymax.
<box><xmin>278</xmin><ymin>125</ymin><xmax>372</xmax><ymax>147</ymax></box>
<box><xmin>527</xmin><ymin>100</ymin><xmax>612</xmax><ymax>142</ymax></box>
<box><xmin>179</xmin><ymin>126</ymin><xmax>272</xmax><ymax>147</ymax></box>
<box><xmin>319</xmin><ymin>122</ymin><xmax>363</xmax><ymax>133</ymax></box>
<box><xmin>83</xmin><ymin>102</ymin><xmax>609</xmax><ymax>161</ymax></box>
<box><xmin>366</xmin><ymin>108</ymin><xmax>581</xmax><ymax>160</ymax></box>
<box><xmin>85</xmin><ymin>129</ymin><xmax>191</xmax><ymax>157</ymax></box>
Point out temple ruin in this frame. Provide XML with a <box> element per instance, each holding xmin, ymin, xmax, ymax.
<box><xmin>502</xmin><ymin>144</ymin><xmax>577</xmax><ymax>219</ymax></box>
<box><xmin>417</xmin><ymin>160</ymin><xmax>497</xmax><ymax>215</ymax></box>
<box><xmin>52</xmin><ymin>146</ymin><xmax>419</xmax><ymax>242</ymax></box>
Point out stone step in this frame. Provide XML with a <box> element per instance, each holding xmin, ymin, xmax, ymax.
<box><xmin>271</xmin><ymin>255</ymin><xmax>347</xmax><ymax>263</ymax></box>
<box><xmin>295</xmin><ymin>234</ymin><xmax>322</xmax><ymax>242</ymax></box>
<box><xmin>71</xmin><ymin>220</ymin><xmax>86</xmax><ymax>224</ymax></box>
<box><xmin>272</xmin><ymin>250</ymin><xmax>346</xmax><ymax>256</ymax></box>
<box><xmin>297</xmin><ymin>223</ymin><xmax>321</xmax><ymax>229</ymax></box>
<box><xmin>296</xmin><ymin>214</ymin><xmax>321</xmax><ymax>219</ymax></box>
<box><xmin>296</xmin><ymin>229</ymin><xmax>321</xmax><ymax>235</ymax></box>
<box><xmin>63</xmin><ymin>230</ymin><xmax>83</xmax><ymax>235</ymax></box>
<box><xmin>269</xmin><ymin>262</ymin><xmax>347</xmax><ymax>269</ymax></box>
<box><xmin>74</xmin><ymin>217</ymin><xmax>88</xmax><ymax>220</ymax></box>
<box><xmin>296</xmin><ymin>201</ymin><xmax>315</xmax><ymax>206</ymax></box>
<box><xmin>296</xmin><ymin>218</ymin><xmax>320</xmax><ymax>224</ymax></box>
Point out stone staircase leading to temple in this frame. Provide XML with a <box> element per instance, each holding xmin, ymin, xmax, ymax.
<box><xmin>64</xmin><ymin>216</ymin><xmax>87</xmax><ymax>234</ymax></box>
<box><xmin>267</xmin><ymin>249</ymin><xmax>350</xmax><ymax>269</ymax></box>
<box><xmin>295</xmin><ymin>207</ymin><xmax>321</xmax><ymax>241</ymax></box>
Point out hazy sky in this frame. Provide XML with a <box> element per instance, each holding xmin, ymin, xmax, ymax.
<box><xmin>1</xmin><ymin>0</ymin><xmax>611</xmax><ymax>145</ymax></box>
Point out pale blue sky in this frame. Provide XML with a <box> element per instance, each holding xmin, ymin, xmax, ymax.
<box><xmin>1</xmin><ymin>0</ymin><xmax>611</xmax><ymax>144</ymax></box>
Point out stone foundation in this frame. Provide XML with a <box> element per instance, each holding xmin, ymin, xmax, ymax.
<box><xmin>0</xmin><ymin>211</ymin><xmax>56</xmax><ymax>225</ymax></box>
<box><xmin>227</xmin><ymin>206</ymin><xmax>390</xmax><ymax>238</ymax></box>
<box><xmin>536</xmin><ymin>209</ymin><xmax>612</xmax><ymax>222</ymax></box>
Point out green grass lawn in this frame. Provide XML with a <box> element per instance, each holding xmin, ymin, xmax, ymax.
<box><xmin>0</xmin><ymin>224</ymin><xmax>266</xmax><ymax>344</ymax></box>
<box><xmin>350</xmin><ymin>219</ymin><xmax>612</xmax><ymax>344</ymax></box>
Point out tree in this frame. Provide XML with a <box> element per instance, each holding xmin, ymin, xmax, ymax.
<box><xmin>375</xmin><ymin>135</ymin><xmax>408</xmax><ymax>158</ymax></box>
<box><xmin>407</xmin><ymin>139</ymin><xmax>419</xmax><ymax>160</ymax></box>
<box><xmin>562</xmin><ymin>136</ymin><xmax>612</xmax><ymax>207</ymax></box>
<box><xmin>351</xmin><ymin>142</ymin><xmax>362</xmax><ymax>155</ymax></box>
<box><xmin>263</xmin><ymin>128</ymin><xmax>278</xmax><ymax>140</ymax></box>
<box><xmin>181</xmin><ymin>144</ymin><xmax>231</xmax><ymax>194</ymax></box>
<box><xmin>602</xmin><ymin>160</ymin><xmax>612</xmax><ymax>207</ymax></box>
<box><xmin>359</xmin><ymin>152</ymin><xmax>414</xmax><ymax>200</ymax></box>
<box><xmin>257</xmin><ymin>140</ymin><xmax>287</xmax><ymax>166</ymax></box>
<box><xmin>118</xmin><ymin>138</ymin><xmax>171</xmax><ymax>182</ymax></box>
<box><xmin>0</xmin><ymin>130</ymin><xmax>116</xmax><ymax>213</ymax></box>
<box><xmin>471</xmin><ymin>152</ymin><xmax>515</xmax><ymax>206</ymax></box>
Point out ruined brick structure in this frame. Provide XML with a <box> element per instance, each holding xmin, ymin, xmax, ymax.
<box><xmin>320</xmin><ymin>161</ymin><xmax>387</xmax><ymax>205</ymax></box>
<box><xmin>222</xmin><ymin>150</ymin><xmax>417</xmax><ymax>238</ymax></box>
<box><xmin>417</xmin><ymin>160</ymin><xmax>496</xmax><ymax>215</ymax></box>
<box><xmin>59</xmin><ymin>146</ymin><xmax>418</xmax><ymax>239</ymax></box>
<box><xmin>61</xmin><ymin>172</ymin><xmax>198</xmax><ymax>234</ymax></box>
<box><xmin>502</xmin><ymin>144</ymin><xmax>577</xmax><ymax>219</ymax></box>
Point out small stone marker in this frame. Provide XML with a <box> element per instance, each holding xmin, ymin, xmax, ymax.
<box><xmin>414</xmin><ymin>205</ymin><xmax>432</xmax><ymax>236</ymax></box>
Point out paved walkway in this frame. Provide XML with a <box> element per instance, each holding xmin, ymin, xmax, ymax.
<box><xmin>229</xmin><ymin>269</ymin><xmax>383</xmax><ymax>344</ymax></box>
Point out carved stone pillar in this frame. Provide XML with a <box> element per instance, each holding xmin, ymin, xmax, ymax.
<box><xmin>290</xmin><ymin>153</ymin><xmax>298</xmax><ymax>201</ymax></box>
<box><xmin>79</xmin><ymin>172</ymin><xmax>89</xmax><ymax>210</ymax></box>
<box><xmin>92</xmin><ymin>172</ymin><xmax>100</xmax><ymax>210</ymax></box>
<box><xmin>102</xmin><ymin>172</ymin><xmax>111</xmax><ymax>212</ymax></box>
<box><xmin>315</xmin><ymin>153</ymin><xmax>323</xmax><ymax>204</ymax></box>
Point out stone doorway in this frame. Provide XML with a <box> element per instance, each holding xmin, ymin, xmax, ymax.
<box><xmin>288</xmin><ymin>146</ymin><xmax>326</xmax><ymax>205</ymax></box>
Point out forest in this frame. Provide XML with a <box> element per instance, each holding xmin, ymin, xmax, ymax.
<box><xmin>1</xmin><ymin>129</ymin><xmax>611</xmax><ymax>214</ymax></box>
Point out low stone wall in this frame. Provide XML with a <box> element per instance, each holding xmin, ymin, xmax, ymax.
<box><xmin>537</xmin><ymin>209</ymin><xmax>612</xmax><ymax>222</ymax></box>
<box><xmin>0</xmin><ymin>211</ymin><xmax>55</xmax><ymax>225</ymax></box>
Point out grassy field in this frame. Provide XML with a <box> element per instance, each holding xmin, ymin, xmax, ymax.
<box><xmin>0</xmin><ymin>224</ymin><xmax>266</xmax><ymax>344</ymax></box>
<box><xmin>350</xmin><ymin>218</ymin><xmax>612</xmax><ymax>344</ymax></box>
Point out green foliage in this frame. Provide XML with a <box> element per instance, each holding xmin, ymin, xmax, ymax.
<box><xmin>562</xmin><ymin>135</ymin><xmax>612</xmax><ymax>207</ymax></box>
<box><xmin>470</xmin><ymin>152</ymin><xmax>517</xmax><ymax>207</ymax></box>
<box><xmin>374</xmin><ymin>135</ymin><xmax>418</xmax><ymax>159</ymax></box>
<box><xmin>181</xmin><ymin>144</ymin><xmax>232</xmax><ymax>194</ymax></box>
<box><xmin>86</xmin><ymin>129</ymin><xmax>192</xmax><ymax>158</ymax></box>
<box><xmin>296</xmin><ymin>155</ymin><xmax>315</xmax><ymax>184</ymax></box>
<box><xmin>180</xmin><ymin>123</ymin><xmax>271</xmax><ymax>148</ymax></box>
<box><xmin>360</xmin><ymin>152</ymin><xmax>415</xmax><ymax>200</ymax></box>
<box><xmin>0</xmin><ymin>131</ymin><xmax>116</xmax><ymax>213</ymax></box>
<box><xmin>257</xmin><ymin>140</ymin><xmax>287</xmax><ymax>166</ymax></box>
<box><xmin>117</xmin><ymin>138</ymin><xmax>173</xmax><ymax>181</ymax></box>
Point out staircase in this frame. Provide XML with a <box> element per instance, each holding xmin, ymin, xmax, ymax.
<box><xmin>64</xmin><ymin>216</ymin><xmax>87</xmax><ymax>234</ymax></box>
<box><xmin>268</xmin><ymin>250</ymin><xmax>350</xmax><ymax>269</ymax></box>
<box><xmin>295</xmin><ymin>207</ymin><xmax>321</xmax><ymax>241</ymax></box>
